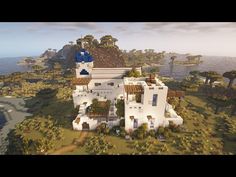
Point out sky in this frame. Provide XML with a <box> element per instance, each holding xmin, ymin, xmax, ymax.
<box><xmin>1</xmin><ymin>22</ymin><xmax>236</xmax><ymax>58</ymax></box>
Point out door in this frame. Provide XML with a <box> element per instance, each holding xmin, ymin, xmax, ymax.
<box><xmin>82</xmin><ymin>122</ymin><xmax>90</xmax><ymax>130</ymax></box>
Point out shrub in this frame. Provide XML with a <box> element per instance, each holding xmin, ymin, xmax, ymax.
<box><xmin>110</xmin><ymin>126</ymin><xmax>127</xmax><ymax>137</ymax></box>
<box><xmin>115</xmin><ymin>99</ymin><xmax>124</xmax><ymax>118</ymax></box>
<box><xmin>120</xmin><ymin>119</ymin><xmax>125</xmax><ymax>127</ymax></box>
<box><xmin>96</xmin><ymin>123</ymin><xmax>110</xmax><ymax>135</ymax></box>
<box><xmin>84</xmin><ymin>135</ymin><xmax>114</xmax><ymax>155</ymax></box>
<box><xmin>132</xmin><ymin>123</ymin><xmax>148</xmax><ymax>139</ymax></box>
<box><xmin>157</xmin><ymin>126</ymin><xmax>165</xmax><ymax>135</ymax></box>
<box><xmin>149</xmin><ymin>129</ymin><xmax>156</xmax><ymax>137</ymax></box>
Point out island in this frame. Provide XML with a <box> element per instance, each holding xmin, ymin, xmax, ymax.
<box><xmin>169</xmin><ymin>55</ymin><xmax>203</xmax><ymax>66</ymax></box>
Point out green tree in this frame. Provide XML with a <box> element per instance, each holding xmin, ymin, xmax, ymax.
<box><xmin>126</xmin><ymin>68</ymin><xmax>141</xmax><ymax>77</ymax></box>
<box><xmin>223</xmin><ymin>70</ymin><xmax>236</xmax><ymax>88</ymax></box>
<box><xmin>200</xmin><ymin>71</ymin><xmax>210</xmax><ymax>85</ymax></box>
<box><xmin>83</xmin><ymin>35</ymin><xmax>94</xmax><ymax>46</ymax></box>
<box><xmin>96</xmin><ymin>123</ymin><xmax>110</xmax><ymax>135</ymax></box>
<box><xmin>115</xmin><ymin>99</ymin><xmax>124</xmax><ymax>118</ymax></box>
<box><xmin>208</xmin><ymin>71</ymin><xmax>222</xmax><ymax>87</ymax></box>
<box><xmin>170</xmin><ymin>56</ymin><xmax>177</xmax><ymax>63</ymax></box>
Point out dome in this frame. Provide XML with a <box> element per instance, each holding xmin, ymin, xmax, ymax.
<box><xmin>75</xmin><ymin>49</ymin><xmax>93</xmax><ymax>63</ymax></box>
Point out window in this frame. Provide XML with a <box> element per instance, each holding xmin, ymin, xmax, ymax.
<box><xmin>80</xmin><ymin>69</ymin><xmax>89</xmax><ymax>75</ymax></box>
<box><xmin>107</xmin><ymin>82</ymin><xmax>114</xmax><ymax>86</ymax></box>
<box><xmin>94</xmin><ymin>83</ymin><xmax>101</xmax><ymax>86</ymax></box>
<box><xmin>159</xmin><ymin>87</ymin><xmax>163</xmax><ymax>90</ymax></box>
<box><xmin>129</xmin><ymin>107</ymin><xmax>132</xmax><ymax>109</ymax></box>
<box><xmin>152</xmin><ymin>94</ymin><xmax>158</xmax><ymax>106</ymax></box>
<box><xmin>134</xmin><ymin>119</ymin><xmax>138</xmax><ymax>128</ymax></box>
<box><xmin>149</xmin><ymin>87</ymin><xmax>154</xmax><ymax>90</ymax></box>
<box><xmin>150</xmin><ymin>121</ymin><xmax>154</xmax><ymax>128</ymax></box>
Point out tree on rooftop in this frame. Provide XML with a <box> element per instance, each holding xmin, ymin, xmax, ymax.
<box><xmin>223</xmin><ymin>70</ymin><xmax>236</xmax><ymax>88</ymax></box>
<box><xmin>126</xmin><ymin>68</ymin><xmax>141</xmax><ymax>78</ymax></box>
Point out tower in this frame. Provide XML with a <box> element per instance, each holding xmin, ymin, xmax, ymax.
<box><xmin>75</xmin><ymin>49</ymin><xmax>94</xmax><ymax>78</ymax></box>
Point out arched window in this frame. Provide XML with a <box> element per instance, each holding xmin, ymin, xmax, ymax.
<box><xmin>80</xmin><ymin>69</ymin><xmax>89</xmax><ymax>75</ymax></box>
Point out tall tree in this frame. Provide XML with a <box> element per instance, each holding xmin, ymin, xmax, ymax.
<box><xmin>83</xmin><ymin>35</ymin><xmax>94</xmax><ymax>46</ymax></box>
<box><xmin>69</xmin><ymin>41</ymin><xmax>74</xmax><ymax>45</ymax></box>
<box><xmin>170</xmin><ymin>56</ymin><xmax>177</xmax><ymax>63</ymax></box>
<box><xmin>200</xmin><ymin>71</ymin><xmax>210</xmax><ymax>85</ymax></box>
<box><xmin>208</xmin><ymin>71</ymin><xmax>222</xmax><ymax>87</ymax></box>
<box><xmin>223</xmin><ymin>70</ymin><xmax>236</xmax><ymax>88</ymax></box>
<box><xmin>189</xmin><ymin>70</ymin><xmax>200</xmax><ymax>82</ymax></box>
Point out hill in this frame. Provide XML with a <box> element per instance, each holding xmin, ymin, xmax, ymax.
<box><xmin>50</xmin><ymin>35</ymin><xmax>125</xmax><ymax>68</ymax></box>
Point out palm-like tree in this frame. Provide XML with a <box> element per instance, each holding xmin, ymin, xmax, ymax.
<box><xmin>208</xmin><ymin>71</ymin><xmax>222</xmax><ymax>87</ymax></box>
<box><xmin>200</xmin><ymin>71</ymin><xmax>210</xmax><ymax>85</ymax></box>
<box><xmin>195</xmin><ymin>55</ymin><xmax>202</xmax><ymax>63</ymax></box>
<box><xmin>189</xmin><ymin>70</ymin><xmax>201</xmax><ymax>83</ymax></box>
<box><xmin>83</xmin><ymin>35</ymin><xmax>94</xmax><ymax>46</ymax></box>
<box><xmin>170</xmin><ymin>56</ymin><xmax>177</xmax><ymax>63</ymax></box>
<box><xmin>223</xmin><ymin>70</ymin><xmax>236</xmax><ymax>88</ymax></box>
<box><xmin>69</xmin><ymin>41</ymin><xmax>74</xmax><ymax>45</ymax></box>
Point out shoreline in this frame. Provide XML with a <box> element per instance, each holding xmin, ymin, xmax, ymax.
<box><xmin>0</xmin><ymin>97</ymin><xmax>31</xmax><ymax>154</ymax></box>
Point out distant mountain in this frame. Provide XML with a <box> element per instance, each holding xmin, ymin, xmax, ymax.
<box><xmin>40</xmin><ymin>50</ymin><xmax>56</xmax><ymax>59</ymax></box>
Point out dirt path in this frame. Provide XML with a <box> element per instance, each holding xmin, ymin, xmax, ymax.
<box><xmin>51</xmin><ymin>131</ymin><xmax>88</xmax><ymax>155</ymax></box>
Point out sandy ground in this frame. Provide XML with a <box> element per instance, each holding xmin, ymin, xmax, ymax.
<box><xmin>50</xmin><ymin>131</ymin><xmax>88</xmax><ymax>155</ymax></box>
<box><xmin>0</xmin><ymin>97</ymin><xmax>31</xmax><ymax>154</ymax></box>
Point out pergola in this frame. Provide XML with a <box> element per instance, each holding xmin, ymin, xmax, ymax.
<box><xmin>124</xmin><ymin>85</ymin><xmax>144</xmax><ymax>100</ymax></box>
<box><xmin>72</xmin><ymin>77</ymin><xmax>92</xmax><ymax>90</ymax></box>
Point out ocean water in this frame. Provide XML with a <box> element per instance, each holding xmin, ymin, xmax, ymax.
<box><xmin>157</xmin><ymin>54</ymin><xmax>236</xmax><ymax>83</ymax></box>
<box><xmin>0</xmin><ymin>57</ymin><xmax>31</xmax><ymax>75</ymax></box>
<box><xmin>0</xmin><ymin>111</ymin><xmax>6</xmax><ymax>129</ymax></box>
<box><xmin>1</xmin><ymin>55</ymin><xmax>236</xmax><ymax>83</ymax></box>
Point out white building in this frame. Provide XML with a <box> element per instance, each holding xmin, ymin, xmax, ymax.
<box><xmin>72</xmin><ymin>49</ymin><xmax>183</xmax><ymax>131</ymax></box>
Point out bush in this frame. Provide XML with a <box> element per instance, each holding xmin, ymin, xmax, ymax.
<box><xmin>157</xmin><ymin>126</ymin><xmax>165</xmax><ymax>135</ymax></box>
<box><xmin>149</xmin><ymin>129</ymin><xmax>156</xmax><ymax>137</ymax></box>
<box><xmin>96</xmin><ymin>123</ymin><xmax>110</xmax><ymax>135</ymax></box>
<box><xmin>163</xmin><ymin>128</ymin><xmax>172</xmax><ymax>138</ymax></box>
<box><xmin>132</xmin><ymin>123</ymin><xmax>148</xmax><ymax>139</ymax></box>
<box><xmin>169</xmin><ymin>123</ymin><xmax>181</xmax><ymax>133</ymax></box>
<box><xmin>115</xmin><ymin>99</ymin><xmax>124</xmax><ymax>118</ymax></box>
<box><xmin>84</xmin><ymin>135</ymin><xmax>114</xmax><ymax>155</ymax></box>
<box><xmin>120</xmin><ymin>119</ymin><xmax>125</xmax><ymax>127</ymax></box>
<box><xmin>110</xmin><ymin>126</ymin><xmax>126</xmax><ymax>137</ymax></box>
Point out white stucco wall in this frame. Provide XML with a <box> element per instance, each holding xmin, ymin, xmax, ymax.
<box><xmin>75</xmin><ymin>62</ymin><xmax>93</xmax><ymax>78</ymax></box>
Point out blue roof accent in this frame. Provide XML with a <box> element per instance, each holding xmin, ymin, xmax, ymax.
<box><xmin>75</xmin><ymin>49</ymin><xmax>94</xmax><ymax>63</ymax></box>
